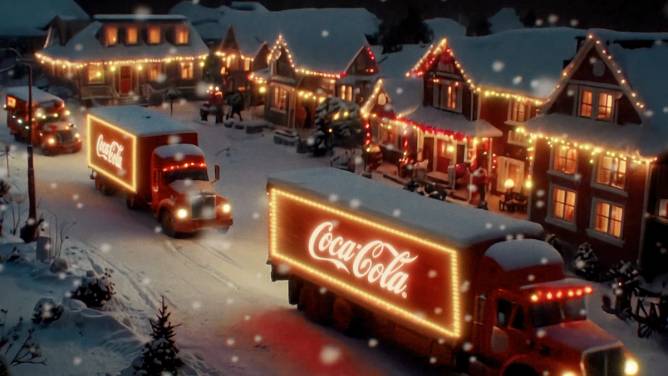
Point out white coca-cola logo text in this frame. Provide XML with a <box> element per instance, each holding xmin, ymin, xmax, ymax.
<box><xmin>96</xmin><ymin>135</ymin><xmax>124</xmax><ymax>169</ymax></box>
<box><xmin>308</xmin><ymin>221</ymin><xmax>417</xmax><ymax>298</ymax></box>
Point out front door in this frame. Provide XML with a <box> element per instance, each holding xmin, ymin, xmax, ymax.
<box><xmin>118</xmin><ymin>66</ymin><xmax>133</xmax><ymax>95</ymax></box>
<box><xmin>496</xmin><ymin>156</ymin><xmax>525</xmax><ymax>192</ymax></box>
<box><xmin>422</xmin><ymin>137</ymin><xmax>434</xmax><ymax>170</ymax></box>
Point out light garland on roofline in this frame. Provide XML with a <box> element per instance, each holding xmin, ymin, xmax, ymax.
<box><xmin>35</xmin><ymin>52</ymin><xmax>207</xmax><ymax>70</ymax></box>
<box><xmin>361</xmin><ymin>79</ymin><xmax>384</xmax><ymax>118</ymax></box>
<box><xmin>214</xmin><ymin>51</ymin><xmax>254</xmax><ymax>64</ymax></box>
<box><xmin>267</xmin><ymin>34</ymin><xmax>345</xmax><ymax>79</ymax></box>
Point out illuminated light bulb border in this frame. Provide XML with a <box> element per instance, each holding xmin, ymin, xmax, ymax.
<box><xmin>266</xmin><ymin>34</ymin><xmax>346</xmax><ymax>80</ymax></box>
<box><xmin>268</xmin><ymin>188</ymin><xmax>462</xmax><ymax>340</ymax></box>
<box><xmin>35</xmin><ymin>52</ymin><xmax>208</xmax><ymax>70</ymax></box>
<box><xmin>214</xmin><ymin>51</ymin><xmax>254</xmax><ymax>64</ymax></box>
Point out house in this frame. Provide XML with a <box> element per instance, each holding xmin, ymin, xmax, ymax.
<box><xmin>256</xmin><ymin>9</ymin><xmax>380</xmax><ymax>129</ymax></box>
<box><xmin>524</xmin><ymin>31</ymin><xmax>668</xmax><ymax>275</ymax></box>
<box><xmin>36</xmin><ymin>14</ymin><xmax>209</xmax><ymax>104</ymax></box>
<box><xmin>216</xmin><ymin>26</ymin><xmax>270</xmax><ymax>95</ymax></box>
<box><xmin>0</xmin><ymin>0</ymin><xmax>88</xmax><ymax>52</ymax></box>
<box><xmin>363</xmin><ymin>29</ymin><xmax>584</xmax><ymax>210</ymax></box>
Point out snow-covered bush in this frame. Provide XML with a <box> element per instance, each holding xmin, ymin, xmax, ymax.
<box><xmin>70</xmin><ymin>269</ymin><xmax>116</xmax><ymax>308</ymax></box>
<box><xmin>573</xmin><ymin>242</ymin><xmax>604</xmax><ymax>281</ymax></box>
<box><xmin>606</xmin><ymin>260</ymin><xmax>641</xmax><ymax>282</ymax></box>
<box><xmin>132</xmin><ymin>297</ymin><xmax>183</xmax><ymax>375</ymax></box>
<box><xmin>0</xmin><ymin>310</ymin><xmax>46</xmax><ymax>368</ymax></box>
<box><xmin>31</xmin><ymin>298</ymin><xmax>63</xmax><ymax>326</ymax></box>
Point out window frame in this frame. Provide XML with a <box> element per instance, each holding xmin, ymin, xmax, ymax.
<box><xmin>147</xmin><ymin>63</ymin><xmax>162</xmax><ymax>82</ymax></box>
<box><xmin>179</xmin><ymin>62</ymin><xmax>194</xmax><ymax>80</ymax></box>
<box><xmin>509</xmin><ymin>99</ymin><xmax>531</xmax><ymax>123</ymax></box>
<box><xmin>339</xmin><ymin>85</ymin><xmax>353</xmax><ymax>102</ymax></box>
<box><xmin>578</xmin><ymin>86</ymin><xmax>617</xmax><ymax>122</ymax></box>
<box><xmin>594</xmin><ymin>154</ymin><xmax>627</xmax><ymax>191</ymax></box>
<box><xmin>590</xmin><ymin>199</ymin><xmax>624</xmax><ymax>240</ymax></box>
<box><xmin>550</xmin><ymin>185</ymin><xmax>577</xmax><ymax>224</ymax></box>
<box><xmin>87</xmin><ymin>65</ymin><xmax>105</xmax><ymax>84</ymax></box>
<box><xmin>552</xmin><ymin>144</ymin><xmax>578</xmax><ymax>175</ymax></box>
<box><xmin>174</xmin><ymin>25</ymin><xmax>189</xmax><ymax>45</ymax></box>
<box><xmin>271</xmin><ymin>85</ymin><xmax>289</xmax><ymax>113</ymax></box>
<box><xmin>147</xmin><ymin>25</ymin><xmax>161</xmax><ymax>45</ymax></box>
<box><xmin>432</xmin><ymin>79</ymin><xmax>462</xmax><ymax>113</ymax></box>
<box><xmin>104</xmin><ymin>25</ymin><xmax>118</xmax><ymax>46</ymax></box>
<box><xmin>125</xmin><ymin>26</ymin><xmax>138</xmax><ymax>45</ymax></box>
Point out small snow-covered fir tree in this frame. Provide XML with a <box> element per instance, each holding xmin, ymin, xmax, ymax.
<box><xmin>573</xmin><ymin>242</ymin><xmax>603</xmax><ymax>281</ymax></box>
<box><xmin>133</xmin><ymin>296</ymin><xmax>183</xmax><ymax>376</ymax></box>
<box><xmin>312</xmin><ymin>97</ymin><xmax>362</xmax><ymax>156</ymax></box>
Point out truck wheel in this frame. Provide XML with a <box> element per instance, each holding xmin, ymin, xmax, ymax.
<box><xmin>288</xmin><ymin>277</ymin><xmax>302</xmax><ymax>305</ymax></box>
<box><xmin>160</xmin><ymin>211</ymin><xmax>177</xmax><ymax>238</ymax></box>
<box><xmin>331</xmin><ymin>297</ymin><xmax>356</xmax><ymax>334</ymax></box>
<box><xmin>503</xmin><ymin>364</ymin><xmax>537</xmax><ymax>376</ymax></box>
<box><xmin>299</xmin><ymin>285</ymin><xmax>331</xmax><ymax>323</ymax></box>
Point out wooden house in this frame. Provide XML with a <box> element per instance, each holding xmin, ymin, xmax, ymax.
<box><xmin>36</xmin><ymin>14</ymin><xmax>209</xmax><ymax>104</ymax></box>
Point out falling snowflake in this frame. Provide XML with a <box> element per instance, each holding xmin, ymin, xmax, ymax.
<box><xmin>141</xmin><ymin>277</ymin><xmax>151</xmax><ymax>285</ymax></box>
<box><xmin>460</xmin><ymin>281</ymin><xmax>470</xmax><ymax>292</ymax></box>
<box><xmin>645</xmin><ymin>110</ymin><xmax>654</xmax><ymax>117</ymax></box>
<box><xmin>50</xmin><ymin>182</ymin><xmax>58</xmax><ymax>189</ymax></box>
<box><xmin>244</xmin><ymin>315</ymin><xmax>251</xmax><ymax>321</ymax></box>
<box><xmin>321</xmin><ymin>30</ymin><xmax>330</xmax><ymax>38</ymax></box>
<box><xmin>349</xmin><ymin>199</ymin><xmax>361</xmax><ymax>208</ymax></box>
<box><xmin>468</xmin><ymin>184</ymin><xmax>478</xmax><ymax>193</ymax></box>
<box><xmin>72</xmin><ymin>193</ymin><xmax>79</xmax><ymax>201</ymax></box>
<box><xmin>319</xmin><ymin>287</ymin><xmax>327</xmax><ymax>295</ymax></box>
<box><xmin>535</xmin><ymin>18</ymin><xmax>544</xmax><ymax>26</ymax></box>
<box><xmin>328</xmin><ymin>193</ymin><xmax>339</xmax><ymax>202</ymax></box>
<box><xmin>226</xmin><ymin>338</ymin><xmax>236</xmax><ymax>347</ymax></box>
<box><xmin>76</xmin><ymin>202</ymin><xmax>84</xmax><ymax>209</ymax></box>
<box><xmin>254</xmin><ymin>335</ymin><xmax>263</xmax><ymax>343</ymax></box>
<box><xmin>395</xmin><ymin>87</ymin><xmax>404</xmax><ymax>95</ymax></box>
<box><xmin>499</xmin><ymin>224</ymin><xmax>506</xmax><ymax>231</ymax></box>
<box><xmin>570</xmin><ymin>19</ymin><xmax>579</xmax><ymax>27</ymax></box>
<box><xmin>540</xmin><ymin>257</ymin><xmax>548</xmax><ymax>265</ymax></box>
<box><xmin>277</xmin><ymin>263</ymin><xmax>290</xmax><ymax>274</ymax></box>
<box><xmin>464</xmin><ymin>314</ymin><xmax>472</xmax><ymax>322</ymax></box>
<box><xmin>434</xmin><ymin>307</ymin><xmax>443</xmax><ymax>315</ymax></box>
<box><xmin>512</xmin><ymin>76</ymin><xmax>523</xmax><ymax>85</ymax></box>
<box><xmin>463</xmin><ymin>342</ymin><xmax>474</xmax><ymax>352</ymax></box>
<box><xmin>230</xmin><ymin>355</ymin><xmax>239</xmax><ymax>363</ymax></box>
<box><xmin>168</xmin><ymin>135</ymin><xmax>181</xmax><ymax>145</ymax></box>
<box><xmin>0</xmin><ymin>264</ymin><xmax>3</xmax><ymax>273</ymax></box>
<box><xmin>536</xmin><ymin>329</ymin><xmax>546</xmax><ymax>338</ymax></box>
<box><xmin>492</xmin><ymin>61</ymin><xmax>505</xmax><ymax>72</ymax></box>
<box><xmin>252</xmin><ymin>212</ymin><xmax>260</xmax><ymax>220</ymax></box>
<box><xmin>427</xmin><ymin>269</ymin><xmax>438</xmax><ymax>278</ymax></box>
<box><xmin>429</xmin><ymin>357</ymin><xmax>437</xmax><ymax>364</ymax></box>
<box><xmin>74</xmin><ymin>43</ymin><xmax>83</xmax><ymax>52</ymax></box>
<box><xmin>392</xmin><ymin>209</ymin><xmax>401</xmax><ymax>217</ymax></box>
<box><xmin>226</xmin><ymin>297</ymin><xmax>234</xmax><ymax>305</ymax></box>
<box><xmin>485</xmin><ymin>222</ymin><xmax>493</xmax><ymax>229</ymax></box>
<box><xmin>100</xmin><ymin>243</ymin><xmax>111</xmax><ymax>253</ymax></box>
<box><xmin>547</xmin><ymin>14</ymin><xmax>559</xmax><ymax>25</ymax></box>
<box><xmin>536</xmin><ymin>189</ymin><xmax>545</xmax><ymax>198</ymax></box>
<box><xmin>154</xmin><ymin>226</ymin><xmax>162</xmax><ymax>233</ymax></box>
<box><xmin>527</xmin><ymin>274</ymin><xmax>535</xmax><ymax>282</ymax></box>
<box><xmin>319</xmin><ymin>345</ymin><xmax>342</xmax><ymax>365</ymax></box>
<box><xmin>368</xmin><ymin>338</ymin><xmax>378</xmax><ymax>348</ymax></box>
<box><xmin>73</xmin><ymin>356</ymin><xmax>82</xmax><ymax>366</ymax></box>
<box><xmin>192</xmin><ymin>301</ymin><xmax>202</xmax><ymax>310</ymax></box>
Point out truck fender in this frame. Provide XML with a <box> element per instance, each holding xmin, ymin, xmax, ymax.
<box><xmin>155</xmin><ymin>199</ymin><xmax>176</xmax><ymax>219</ymax></box>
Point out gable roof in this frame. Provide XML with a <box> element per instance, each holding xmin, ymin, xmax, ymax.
<box><xmin>0</xmin><ymin>0</ymin><xmax>88</xmax><ymax>37</ymax></box>
<box><xmin>38</xmin><ymin>18</ymin><xmax>208</xmax><ymax>64</ymax></box>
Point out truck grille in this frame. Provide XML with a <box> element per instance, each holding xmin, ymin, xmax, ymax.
<box><xmin>191</xmin><ymin>194</ymin><xmax>216</xmax><ymax>220</ymax></box>
<box><xmin>583</xmin><ymin>347</ymin><xmax>624</xmax><ymax>376</ymax></box>
<box><xmin>57</xmin><ymin>130</ymin><xmax>74</xmax><ymax>143</ymax></box>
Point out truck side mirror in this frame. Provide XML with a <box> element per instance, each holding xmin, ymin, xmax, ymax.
<box><xmin>214</xmin><ymin>164</ymin><xmax>220</xmax><ymax>182</ymax></box>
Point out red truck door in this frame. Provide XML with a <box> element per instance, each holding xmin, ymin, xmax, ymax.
<box><xmin>482</xmin><ymin>292</ymin><xmax>531</xmax><ymax>366</ymax></box>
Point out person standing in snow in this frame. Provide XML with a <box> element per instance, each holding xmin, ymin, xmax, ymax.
<box><xmin>470</xmin><ymin>161</ymin><xmax>488</xmax><ymax>209</ymax></box>
<box><xmin>226</xmin><ymin>90</ymin><xmax>244</xmax><ymax>122</ymax></box>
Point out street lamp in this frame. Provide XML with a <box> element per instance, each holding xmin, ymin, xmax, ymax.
<box><xmin>2</xmin><ymin>48</ymin><xmax>38</xmax><ymax>238</ymax></box>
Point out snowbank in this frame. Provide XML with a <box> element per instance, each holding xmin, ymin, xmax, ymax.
<box><xmin>0</xmin><ymin>0</ymin><xmax>87</xmax><ymax>37</ymax></box>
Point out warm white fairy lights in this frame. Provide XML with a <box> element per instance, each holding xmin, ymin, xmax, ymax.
<box><xmin>35</xmin><ymin>52</ymin><xmax>208</xmax><ymax>70</ymax></box>
<box><xmin>267</xmin><ymin>34</ymin><xmax>345</xmax><ymax>79</ymax></box>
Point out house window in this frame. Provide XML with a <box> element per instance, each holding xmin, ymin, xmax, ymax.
<box><xmin>553</xmin><ymin>145</ymin><xmax>577</xmax><ymax>174</ymax></box>
<box><xmin>507</xmin><ymin>127</ymin><xmax>527</xmax><ymax>146</ymax></box>
<box><xmin>593</xmin><ymin>201</ymin><xmax>624</xmax><ymax>238</ymax></box>
<box><xmin>87</xmin><ymin>65</ymin><xmax>105</xmax><ymax>84</ymax></box>
<box><xmin>174</xmin><ymin>25</ymin><xmax>189</xmax><ymax>45</ymax></box>
<box><xmin>147</xmin><ymin>26</ymin><xmax>161</xmax><ymax>44</ymax></box>
<box><xmin>272</xmin><ymin>86</ymin><xmax>288</xmax><ymax>112</ymax></box>
<box><xmin>509</xmin><ymin>100</ymin><xmax>530</xmax><ymax>122</ymax></box>
<box><xmin>148</xmin><ymin>63</ymin><xmax>161</xmax><ymax>82</ymax></box>
<box><xmin>597</xmin><ymin>92</ymin><xmax>614</xmax><ymax>120</ymax></box>
<box><xmin>180</xmin><ymin>62</ymin><xmax>194</xmax><ymax>80</ymax></box>
<box><xmin>579</xmin><ymin>89</ymin><xmax>593</xmax><ymax>117</ymax></box>
<box><xmin>243</xmin><ymin>59</ymin><xmax>251</xmax><ymax>71</ymax></box>
<box><xmin>126</xmin><ymin>26</ymin><xmax>138</xmax><ymax>45</ymax></box>
<box><xmin>339</xmin><ymin>85</ymin><xmax>353</xmax><ymax>102</ymax></box>
<box><xmin>433</xmin><ymin>80</ymin><xmax>460</xmax><ymax>111</ymax></box>
<box><xmin>595</xmin><ymin>155</ymin><xmax>627</xmax><ymax>189</ymax></box>
<box><xmin>552</xmin><ymin>187</ymin><xmax>577</xmax><ymax>223</ymax></box>
<box><xmin>104</xmin><ymin>26</ymin><xmax>118</xmax><ymax>46</ymax></box>
<box><xmin>658</xmin><ymin>199</ymin><xmax>668</xmax><ymax>217</ymax></box>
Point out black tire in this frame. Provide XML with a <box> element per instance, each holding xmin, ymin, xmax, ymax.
<box><xmin>160</xmin><ymin>210</ymin><xmax>177</xmax><ymax>238</ymax></box>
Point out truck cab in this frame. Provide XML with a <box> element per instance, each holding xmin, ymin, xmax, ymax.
<box><xmin>472</xmin><ymin>239</ymin><xmax>638</xmax><ymax>376</ymax></box>
<box><xmin>4</xmin><ymin>86</ymin><xmax>81</xmax><ymax>155</ymax></box>
<box><xmin>150</xmin><ymin>144</ymin><xmax>232</xmax><ymax>236</ymax></box>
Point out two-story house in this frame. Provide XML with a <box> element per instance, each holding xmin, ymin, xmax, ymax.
<box><xmin>364</xmin><ymin>29</ymin><xmax>583</xmax><ymax>207</ymax></box>
<box><xmin>525</xmin><ymin>31</ymin><xmax>668</xmax><ymax>275</ymax></box>
<box><xmin>216</xmin><ymin>26</ymin><xmax>270</xmax><ymax>97</ymax></box>
<box><xmin>37</xmin><ymin>14</ymin><xmax>208</xmax><ymax>104</ymax></box>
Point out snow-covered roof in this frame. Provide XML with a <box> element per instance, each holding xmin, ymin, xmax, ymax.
<box><xmin>94</xmin><ymin>14</ymin><xmax>187</xmax><ymax>21</ymax></box>
<box><xmin>373</xmin><ymin>44</ymin><xmax>431</xmax><ymax>78</ymax></box>
<box><xmin>379</xmin><ymin>78</ymin><xmax>423</xmax><ymax>115</ymax></box>
<box><xmin>424</xmin><ymin>18</ymin><xmax>466</xmax><ymax>39</ymax></box>
<box><xmin>403</xmin><ymin>106</ymin><xmax>502</xmax><ymax>137</ymax></box>
<box><xmin>484</xmin><ymin>239</ymin><xmax>562</xmax><ymax>272</ymax></box>
<box><xmin>0</xmin><ymin>0</ymin><xmax>88</xmax><ymax>37</ymax></box>
<box><xmin>488</xmin><ymin>8</ymin><xmax>523</xmax><ymax>34</ymax></box>
<box><xmin>171</xmin><ymin>1</ymin><xmax>378</xmax><ymax>71</ymax></box>
<box><xmin>154</xmin><ymin>144</ymin><xmax>204</xmax><ymax>158</ymax></box>
<box><xmin>40</xmin><ymin>19</ymin><xmax>208</xmax><ymax>63</ymax></box>
<box><xmin>268</xmin><ymin>168</ymin><xmax>543</xmax><ymax>249</ymax></box>
<box><xmin>88</xmin><ymin>106</ymin><xmax>195</xmax><ymax>137</ymax></box>
<box><xmin>446</xmin><ymin>28</ymin><xmax>585</xmax><ymax>98</ymax></box>
<box><xmin>4</xmin><ymin>86</ymin><xmax>64</xmax><ymax>105</ymax></box>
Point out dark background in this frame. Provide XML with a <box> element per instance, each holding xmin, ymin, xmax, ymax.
<box><xmin>75</xmin><ymin>0</ymin><xmax>668</xmax><ymax>32</ymax></box>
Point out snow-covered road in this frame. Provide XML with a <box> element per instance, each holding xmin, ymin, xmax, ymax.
<box><xmin>1</xmin><ymin>100</ymin><xmax>457</xmax><ymax>375</ymax></box>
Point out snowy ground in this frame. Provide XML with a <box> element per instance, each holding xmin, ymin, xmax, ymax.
<box><xmin>1</xmin><ymin>96</ymin><xmax>667</xmax><ymax>375</ymax></box>
<box><xmin>0</xmin><ymin>98</ymin><xmax>459</xmax><ymax>375</ymax></box>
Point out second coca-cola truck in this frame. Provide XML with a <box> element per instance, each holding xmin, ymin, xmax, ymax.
<box><xmin>267</xmin><ymin>168</ymin><xmax>639</xmax><ymax>376</ymax></box>
<box><xmin>87</xmin><ymin>105</ymin><xmax>232</xmax><ymax>236</ymax></box>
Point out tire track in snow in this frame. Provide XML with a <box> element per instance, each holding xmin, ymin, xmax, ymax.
<box><xmin>163</xmin><ymin>239</ymin><xmax>238</xmax><ymax>290</ymax></box>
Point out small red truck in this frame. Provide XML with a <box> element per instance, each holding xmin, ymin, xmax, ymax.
<box><xmin>4</xmin><ymin>86</ymin><xmax>81</xmax><ymax>155</ymax></box>
<box><xmin>267</xmin><ymin>168</ymin><xmax>639</xmax><ymax>376</ymax></box>
<box><xmin>87</xmin><ymin>105</ymin><xmax>232</xmax><ymax>236</ymax></box>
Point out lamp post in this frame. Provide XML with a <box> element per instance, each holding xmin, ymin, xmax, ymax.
<box><xmin>2</xmin><ymin>48</ymin><xmax>38</xmax><ymax>232</ymax></box>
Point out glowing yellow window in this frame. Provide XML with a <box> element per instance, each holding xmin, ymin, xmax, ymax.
<box><xmin>105</xmin><ymin>26</ymin><xmax>118</xmax><ymax>46</ymax></box>
<box><xmin>174</xmin><ymin>25</ymin><xmax>189</xmax><ymax>45</ymax></box>
<box><xmin>553</xmin><ymin>187</ymin><xmax>576</xmax><ymax>223</ymax></box>
<box><xmin>597</xmin><ymin>92</ymin><xmax>614</xmax><ymax>120</ymax></box>
<box><xmin>126</xmin><ymin>26</ymin><xmax>138</xmax><ymax>45</ymax></box>
<box><xmin>553</xmin><ymin>145</ymin><xmax>577</xmax><ymax>174</ymax></box>
<box><xmin>594</xmin><ymin>201</ymin><xmax>623</xmax><ymax>238</ymax></box>
<box><xmin>579</xmin><ymin>89</ymin><xmax>593</xmax><ymax>117</ymax></box>
<box><xmin>147</xmin><ymin>26</ymin><xmax>161</xmax><ymax>44</ymax></box>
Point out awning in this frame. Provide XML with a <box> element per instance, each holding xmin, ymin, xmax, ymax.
<box><xmin>402</xmin><ymin>106</ymin><xmax>502</xmax><ymax>138</ymax></box>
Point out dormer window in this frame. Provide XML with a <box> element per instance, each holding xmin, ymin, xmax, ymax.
<box><xmin>578</xmin><ymin>87</ymin><xmax>616</xmax><ymax>121</ymax></box>
<box><xmin>147</xmin><ymin>26</ymin><xmax>161</xmax><ymax>44</ymax></box>
<box><xmin>104</xmin><ymin>26</ymin><xmax>118</xmax><ymax>46</ymax></box>
<box><xmin>509</xmin><ymin>99</ymin><xmax>530</xmax><ymax>122</ymax></box>
<box><xmin>126</xmin><ymin>26</ymin><xmax>138</xmax><ymax>45</ymax></box>
<box><xmin>174</xmin><ymin>25</ymin><xmax>189</xmax><ymax>45</ymax></box>
<box><xmin>432</xmin><ymin>79</ymin><xmax>461</xmax><ymax>112</ymax></box>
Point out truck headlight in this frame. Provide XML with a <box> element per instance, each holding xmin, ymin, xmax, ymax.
<box><xmin>562</xmin><ymin>372</ymin><xmax>577</xmax><ymax>376</ymax></box>
<box><xmin>221</xmin><ymin>203</ymin><xmax>231</xmax><ymax>214</ymax></box>
<box><xmin>47</xmin><ymin>137</ymin><xmax>56</xmax><ymax>145</ymax></box>
<box><xmin>176</xmin><ymin>208</ymin><xmax>189</xmax><ymax>220</ymax></box>
<box><xmin>624</xmin><ymin>358</ymin><xmax>639</xmax><ymax>375</ymax></box>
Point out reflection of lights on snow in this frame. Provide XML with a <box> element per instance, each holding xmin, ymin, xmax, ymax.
<box><xmin>319</xmin><ymin>345</ymin><xmax>342</xmax><ymax>365</ymax></box>
<box><xmin>368</xmin><ymin>338</ymin><xmax>378</xmax><ymax>348</ymax></box>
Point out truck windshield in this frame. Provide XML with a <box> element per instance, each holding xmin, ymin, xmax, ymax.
<box><xmin>163</xmin><ymin>168</ymin><xmax>209</xmax><ymax>184</ymax></box>
<box><xmin>529</xmin><ymin>298</ymin><xmax>587</xmax><ymax>327</ymax></box>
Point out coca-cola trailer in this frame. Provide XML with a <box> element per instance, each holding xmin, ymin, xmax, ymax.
<box><xmin>267</xmin><ymin>168</ymin><xmax>639</xmax><ymax>376</ymax></box>
<box><xmin>87</xmin><ymin>106</ymin><xmax>232</xmax><ymax>236</ymax></box>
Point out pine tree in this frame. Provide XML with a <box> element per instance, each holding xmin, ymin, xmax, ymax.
<box><xmin>133</xmin><ymin>296</ymin><xmax>183</xmax><ymax>376</ymax></box>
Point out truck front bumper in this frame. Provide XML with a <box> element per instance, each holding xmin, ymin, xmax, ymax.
<box><xmin>172</xmin><ymin>216</ymin><xmax>233</xmax><ymax>234</ymax></box>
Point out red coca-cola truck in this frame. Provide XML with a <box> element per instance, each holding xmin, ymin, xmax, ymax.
<box><xmin>87</xmin><ymin>105</ymin><xmax>232</xmax><ymax>236</ymax></box>
<box><xmin>4</xmin><ymin>86</ymin><xmax>81</xmax><ymax>154</ymax></box>
<box><xmin>267</xmin><ymin>168</ymin><xmax>639</xmax><ymax>376</ymax></box>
